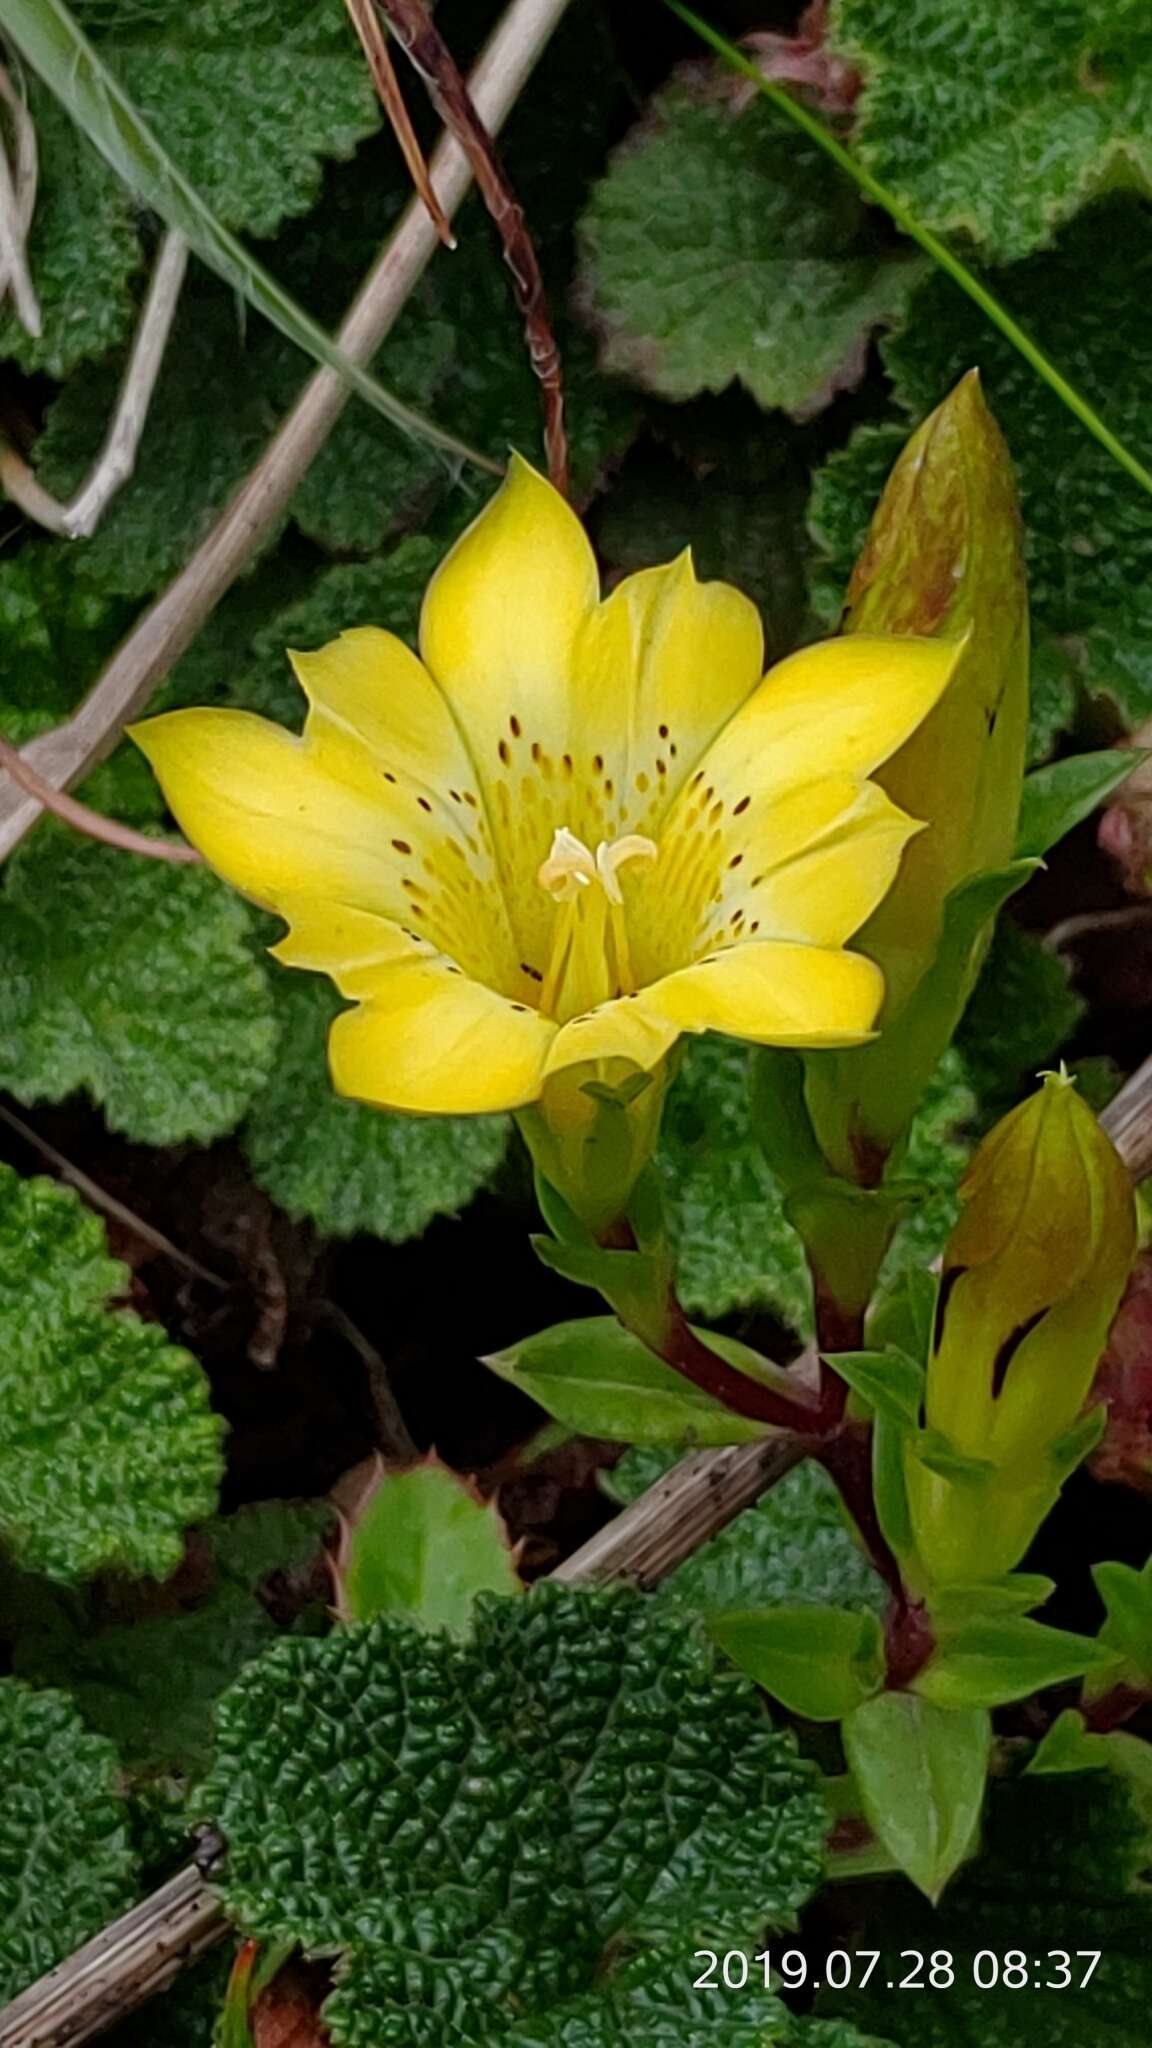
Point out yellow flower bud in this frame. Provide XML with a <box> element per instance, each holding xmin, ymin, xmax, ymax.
<box><xmin>907</xmin><ymin>1073</ymin><xmax>1136</xmax><ymax>1586</ymax></box>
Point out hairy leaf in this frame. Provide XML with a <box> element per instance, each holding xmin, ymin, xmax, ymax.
<box><xmin>242</xmin><ymin>973</ymin><xmax>507</xmax><ymax>1240</ymax></box>
<box><xmin>832</xmin><ymin>0</ymin><xmax>1152</xmax><ymax>260</ymax></box>
<box><xmin>2</xmin><ymin>1504</ymin><xmax>328</xmax><ymax>1773</ymax></box>
<box><xmin>205</xmin><ymin>1585</ymin><xmax>827</xmax><ymax>2046</ymax></box>
<box><xmin>0</xmin><ymin>1162</ymin><xmax>222</xmax><ymax>1579</ymax></box>
<box><xmin>579</xmin><ymin>70</ymin><xmax>925</xmax><ymax>417</ymax></box>
<box><xmin>0</xmin><ymin>1678</ymin><xmax>137</xmax><ymax>2002</ymax></box>
<box><xmin>0</xmin><ymin>825</ymin><xmax>278</xmax><ymax>1143</ymax></box>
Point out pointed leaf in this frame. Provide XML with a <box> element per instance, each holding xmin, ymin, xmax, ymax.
<box><xmin>710</xmin><ymin>1604</ymin><xmax>885</xmax><ymax>1721</ymax></box>
<box><xmin>333</xmin><ymin>1460</ymin><xmax>521</xmax><ymax>1635</ymax></box>
<box><xmin>842</xmin><ymin>1691</ymin><xmax>989</xmax><ymax>1900</ymax></box>
<box><xmin>484</xmin><ymin>1316</ymin><xmax>772</xmax><ymax>1447</ymax></box>
<box><xmin>914</xmin><ymin>1617</ymin><xmax>1120</xmax><ymax>1711</ymax></box>
<box><xmin>1017</xmin><ymin>749</ymin><xmax>1146</xmax><ymax>860</ymax></box>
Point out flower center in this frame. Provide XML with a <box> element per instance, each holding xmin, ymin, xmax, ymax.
<box><xmin>536</xmin><ymin>825</ymin><xmax>657</xmax><ymax>1021</ymax></box>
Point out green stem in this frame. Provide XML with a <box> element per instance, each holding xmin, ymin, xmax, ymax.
<box><xmin>664</xmin><ymin>0</ymin><xmax>1152</xmax><ymax>502</ymax></box>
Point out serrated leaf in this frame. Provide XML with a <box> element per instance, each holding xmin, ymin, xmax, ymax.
<box><xmin>579</xmin><ymin>70</ymin><xmax>924</xmax><ymax>418</ymax></box>
<box><xmin>2</xmin><ymin>1503</ymin><xmax>329</xmax><ymax>1773</ymax></box>
<box><xmin>831</xmin><ymin>0</ymin><xmax>1152</xmax><ymax>262</ymax></box>
<box><xmin>0</xmin><ymin>1162</ymin><xmax>223</xmax><ymax>1579</ymax></box>
<box><xmin>485</xmin><ymin>1315</ymin><xmax>772</xmax><ymax>1448</ymax></box>
<box><xmin>824</xmin><ymin>1771</ymin><xmax>1152</xmax><ymax>2045</ymax></box>
<box><xmin>842</xmin><ymin>1692</ymin><xmax>989</xmax><ymax>1901</ymax></box>
<box><xmin>335</xmin><ymin>1459</ymin><xmax>520</xmax><ymax>1634</ymax></box>
<box><xmin>0</xmin><ymin>1678</ymin><xmax>138</xmax><ymax>2002</ymax></box>
<box><xmin>0</xmin><ymin>825</ymin><xmax>278</xmax><ymax>1143</ymax></box>
<box><xmin>205</xmin><ymin>1584</ymin><xmax>828</xmax><ymax>2047</ymax></box>
<box><xmin>604</xmin><ymin>1451</ymin><xmax>887</xmax><ymax>1622</ymax></box>
<box><xmin>242</xmin><ymin>972</ymin><xmax>507</xmax><ymax>1240</ymax></box>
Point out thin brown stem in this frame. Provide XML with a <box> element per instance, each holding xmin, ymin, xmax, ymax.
<box><xmin>376</xmin><ymin>0</ymin><xmax>569</xmax><ymax>494</ymax></box>
<box><xmin>0</xmin><ymin>733</ymin><xmax>201</xmax><ymax>863</ymax></box>
<box><xmin>342</xmin><ymin>0</ymin><xmax>456</xmax><ymax>247</ymax></box>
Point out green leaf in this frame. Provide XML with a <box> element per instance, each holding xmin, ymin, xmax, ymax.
<box><xmin>0</xmin><ymin>825</ymin><xmax>278</xmax><ymax>1144</ymax></box>
<box><xmin>485</xmin><ymin>1315</ymin><xmax>772</xmax><ymax>1448</ymax></box>
<box><xmin>710</xmin><ymin>1604</ymin><xmax>885</xmax><ymax>1721</ymax></box>
<box><xmin>929</xmin><ymin>1575</ymin><xmax>1056</xmax><ymax>1631</ymax></box>
<box><xmin>1017</xmin><ymin>750</ymin><xmax>1145</xmax><ymax>860</ymax></box>
<box><xmin>0</xmin><ymin>1161</ymin><xmax>222</xmax><ymax>1580</ymax></box>
<box><xmin>0</xmin><ymin>0</ymin><xmax>486</xmax><ymax>468</ymax></box>
<box><xmin>842</xmin><ymin>1691</ymin><xmax>990</xmax><ymax>1901</ymax></box>
<box><xmin>1</xmin><ymin>1503</ymin><xmax>328</xmax><ymax>1774</ymax></box>
<box><xmin>1027</xmin><ymin>1707</ymin><xmax>1115</xmax><ymax>1778</ymax></box>
<box><xmin>1092</xmin><ymin>1557</ymin><xmax>1152</xmax><ymax>1686</ymax></box>
<box><xmin>824</xmin><ymin>1771</ymin><xmax>1152</xmax><ymax>2046</ymax></box>
<box><xmin>826</xmin><ymin>1348</ymin><xmax>924</xmax><ymax>1428</ymax></box>
<box><xmin>0</xmin><ymin>1678</ymin><xmax>137</xmax><ymax>2002</ymax></box>
<box><xmin>959</xmin><ymin>918</ymin><xmax>1085</xmax><ymax>1116</ymax></box>
<box><xmin>830</xmin><ymin>0</ymin><xmax>1152</xmax><ymax>261</ymax></box>
<box><xmin>242</xmin><ymin>972</ymin><xmax>507</xmax><ymax>1240</ymax></box>
<box><xmin>578</xmin><ymin>69</ymin><xmax>925</xmax><ymax>417</ymax></box>
<box><xmin>604</xmin><ymin>1452</ymin><xmax>887</xmax><ymax>1622</ymax></box>
<box><xmin>204</xmin><ymin>1584</ymin><xmax>828</xmax><ymax>2046</ymax></box>
<box><xmin>335</xmin><ymin>1459</ymin><xmax>521</xmax><ymax>1634</ymax></box>
<box><xmin>913</xmin><ymin>1617</ymin><xmax>1118</xmax><ymax>1711</ymax></box>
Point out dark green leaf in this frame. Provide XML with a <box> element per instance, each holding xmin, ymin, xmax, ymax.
<box><xmin>579</xmin><ymin>70</ymin><xmax>925</xmax><ymax>416</ymax></box>
<box><xmin>0</xmin><ymin>1678</ymin><xmax>137</xmax><ymax>2002</ymax></box>
<box><xmin>0</xmin><ymin>825</ymin><xmax>278</xmax><ymax>1144</ymax></box>
<box><xmin>1017</xmin><ymin>750</ymin><xmax>1145</xmax><ymax>859</ymax></box>
<box><xmin>205</xmin><ymin>1585</ymin><xmax>828</xmax><ymax>2046</ymax></box>
<box><xmin>0</xmin><ymin>1162</ymin><xmax>222</xmax><ymax>1580</ymax></box>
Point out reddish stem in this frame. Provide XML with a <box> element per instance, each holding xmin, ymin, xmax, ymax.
<box><xmin>816</xmin><ymin>1420</ymin><xmax>905</xmax><ymax>1600</ymax></box>
<box><xmin>661</xmin><ymin>1301</ymin><xmax>823</xmax><ymax>1434</ymax></box>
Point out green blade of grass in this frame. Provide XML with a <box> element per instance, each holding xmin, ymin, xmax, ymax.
<box><xmin>665</xmin><ymin>0</ymin><xmax>1152</xmax><ymax>503</ymax></box>
<box><xmin>0</xmin><ymin>0</ymin><xmax>499</xmax><ymax>473</ymax></box>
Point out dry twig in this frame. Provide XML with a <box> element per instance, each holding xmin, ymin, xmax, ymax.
<box><xmin>343</xmin><ymin>0</ymin><xmax>455</xmax><ymax>248</ymax></box>
<box><xmin>0</xmin><ymin>60</ymin><xmax>38</xmax><ymax>333</ymax></box>
<box><xmin>377</xmin><ymin>0</ymin><xmax>568</xmax><ymax>494</ymax></box>
<box><xmin>0</xmin><ymin>0</ymin><xmax>576</xmax><ymax>864</ymax></box>
<box><xmin>0</xmin><ymin>733</ymin><xmax>201</xmax><ymax>863</ymax></box>
<box><xmin>0</xmin><ymin>228</ymin><xmax>188</xmax><ymax>540</ymax></box>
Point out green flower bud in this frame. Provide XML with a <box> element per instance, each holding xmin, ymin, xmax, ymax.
<box><xmin>907</xmin><ymin>1073</ymin><xmax>1136</xmax><ymax>1586</ymax></box>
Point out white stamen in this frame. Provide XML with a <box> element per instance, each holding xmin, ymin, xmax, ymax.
<box><xmin>595</xmin><ymin>832</ymin><xmax>658</xmax><ymax>904</ymax></box>
<box><xmin>537</xmin><ymin>825</ymin><xmax>658</xmax><ymax>904</ymax></box>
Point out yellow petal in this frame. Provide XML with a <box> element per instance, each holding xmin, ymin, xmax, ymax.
<box><xmin>131</xmin><ymin>702</ymin><xmax>521</xmax><ymax>993</ymax></box>
<box><xmin>691</xmin><ymin>634</ymin><xmax>962</xmax><ymax>807</ymax></box>
<box><xmin>130</xmin><ymin>708</ymin><xmax>411</xmax><ymax>914</ymax></box>
<box><xmin>289</xmin><ymin>625</ymin><xmax>479</xmax><ymax>802</ymax></box>
<box><xmin>571</xmin><ymin>552</ymin><xmax>764</xmax><ymax>840</ymax></box>
<box><xmin>543</xmin><ymin>996</ymin><xmax>680</xmax><ymax>1080</ymax></box>
<box><xmin>637</xmin><ymin>938</ymin><xmax>884</xmax><ymax>1048</ymax></box>
<box><xmin>630</xmin><ymin>772</ymin><xmax>922</xmax><ymax>981</ymax></box>
<box><xmin>271</xmin><ymin>896</ymin><xmax>433</xmax><ymax>998</ymax></box>
<box><xmin>328</xmin><ymin>961</ymin><xmax>556</xmax><ymax>1114</ymax></box>
<box><xmin>420</xmin><ymin>453</ymin><xmax>598</xmax><ymax>769</ymax></box>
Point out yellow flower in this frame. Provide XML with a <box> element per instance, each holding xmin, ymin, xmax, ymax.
<box><xmin>131</xmin><ymin>458</ymin><xmax>956</xmax><ymax>1217</ymax></box>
